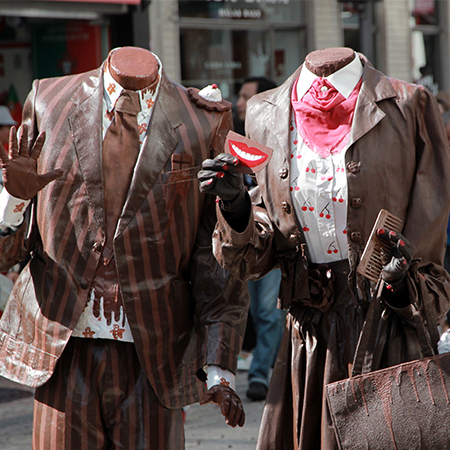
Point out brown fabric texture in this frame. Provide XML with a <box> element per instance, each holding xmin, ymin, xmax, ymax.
<box><xmin>33</xmin><ymin>337</ymin><xmax>185</xmax><ymax>450</ymax></box>
<box><xmin>0</xmin><ymin>63</ymin><xmax>248</xmax><ymax>411</ymax></box>
<box><xmin>213</xmin><ymin>54</ymin><xmax>450</xmax><ymax>450</ymax></box>
<box><xmin>91</xmin><ymin>89</ymin><xmax>141</xmax><ymax>324</ymax></box>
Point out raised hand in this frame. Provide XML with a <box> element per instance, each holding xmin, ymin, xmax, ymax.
<box><xmin>198</xmin><ymin>153</ymin><xmax>245</xmax><ymax>205</ymax></box>
<box><xmin>0</xmin><ymin>124</ymin><xmax>63</xmax><ymax>200</ymax></box>
<box><xmin>199</xmin><ymin>384</ymin><xmax>245</xmax><ymax>428</ymax></box>
<box><xmin>377</xmin><ymin>228</ymin><xmax>413</xmax><ymax>292</ymax></box>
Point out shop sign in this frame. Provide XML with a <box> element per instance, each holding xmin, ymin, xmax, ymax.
<box><xmin>180</xmin><ymin>0</ymin><xmax>298</xmax><ymax>22</ymax></box>
<box><xmin>217</xmin><ymin>8</ymin><xmax>262</xmax><ymax>18</ymax></box>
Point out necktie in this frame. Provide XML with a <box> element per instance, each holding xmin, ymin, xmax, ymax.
<box><xmin>291</xmin><ymin>77</ymin><xmax>362</xmax><ymax>157</ymax></box>
<box><xmin>102</xmin><ymin>89</ymin><xmax>141</xmax><ymax>248</ymax></box>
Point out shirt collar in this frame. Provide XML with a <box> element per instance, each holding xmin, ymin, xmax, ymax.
<box><xmin>103</xmin><ymin>52</ymin><xmax>162</xmax><ymax>115</ymax></box>
<box><xmin>296</xmin><ymin>52</ymin><xmax>363</xmax><ymax>100</ymax></box>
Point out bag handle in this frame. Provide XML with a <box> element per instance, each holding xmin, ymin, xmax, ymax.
<box><xmin>351</xmin><ymin>279</ymin><xmax>437</xmax><ymax>377</ymax></box>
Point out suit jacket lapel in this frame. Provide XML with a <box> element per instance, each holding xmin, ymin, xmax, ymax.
<box><xmin>348</xmin><ymin>59</ymin><xmax>397</xmax><ymax>146</ymax></box>
<box><xmin>68</xmin><ymin>67</ymin><xmax>105</xmax><ymax>230</ymax></box>
<box><xmin>117</xmin><ymin>71</ymin><xmax>182</xmax><ymax>236</ymax></box>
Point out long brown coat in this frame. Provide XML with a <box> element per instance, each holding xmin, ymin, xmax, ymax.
<box><xmin>213</xmin><ymin>56</ymin><xmax>450</xmax><ymax>448</ymax></box>
<box><xmin>0</xmin><ymin>64</ymin><xmax>248</xmax><ymax>409</ymax></box>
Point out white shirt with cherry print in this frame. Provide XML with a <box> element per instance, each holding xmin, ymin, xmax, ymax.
<box><xmin>289</xmin><ymin>110</ymin><xmax>349</xmax><ymax>264</ymax></box>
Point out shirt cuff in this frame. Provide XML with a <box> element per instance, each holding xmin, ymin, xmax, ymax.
<box><xmin>204</xmin><ymin>365</ymin><xmax>236</xmax><ymax>391</ymax></box>
<box><xmin>0</xmin><ymin>188</ymin><xmax>30</xmax><ymax>227</ymax></box>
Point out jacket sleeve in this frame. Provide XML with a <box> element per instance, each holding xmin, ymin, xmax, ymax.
<box><xmin>384</xmin><ymin>85</ymin><xmax>450</xmax><ymax>333</ymax></box>
<box><xmin>212</xmin><ymin>187</ymin><xmax>279</xmax><ymax>282</ymax></box>
<box><xmin>190</xmin><ymin>109</ymin><xmax>249</xmax><ymax>377</ymax></box>
<box><xmin>212</xmin><ymin>101</ymin><xmax>281</xmax><ymax>283</ymax></box>
<box><xmin>0</xmin><ymin>81</ymin><xmax>39</xmax><ymax>272</ymax></box>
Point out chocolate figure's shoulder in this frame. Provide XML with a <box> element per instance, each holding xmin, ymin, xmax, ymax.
<box><xmin>188</xmin><ymin>84</ymin><xmax>232</xmax><ymax>112</ymax></box>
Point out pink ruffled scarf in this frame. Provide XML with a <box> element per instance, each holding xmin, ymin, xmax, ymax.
<box><xmin>291</xmin><ymin>75</ymin><xmax>362</xmax><ymax>157</ymax></box>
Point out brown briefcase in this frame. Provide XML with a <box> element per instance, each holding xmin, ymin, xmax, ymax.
<box><xmin>326</xmin><ymin>282</ymin><xmax>450</xmax><ymax>450</ymax></box>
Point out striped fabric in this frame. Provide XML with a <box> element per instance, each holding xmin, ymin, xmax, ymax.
<box><xmin>33</xmin><ymin>338</ymin><xmax>184</xmax><ymax>449</ymax></box>
<box><xmin>0</xmin><ymin>64</ymin><xmax>248</xmax><ymax>409</ymax></box>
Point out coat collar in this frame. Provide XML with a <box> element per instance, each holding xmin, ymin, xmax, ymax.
<box><xmin>68</xmin><ymin>64</ymin><xmax>182</xmax><ymax>238</ymax></box>
<box><xmin>259</xmin><ymin>54</ymin><xmax>399</xmax><ymax>154</ymax></box>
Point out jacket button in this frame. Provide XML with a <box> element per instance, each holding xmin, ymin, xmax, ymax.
<box><xmin>80</xmin><ymin>280</ymin><xmax>89</xmax><ymax>289</ymax></box>
<box><xmin>351</xmin><ymin>198</ymin><xmax>362</xmax><ymax>208</ymax></box>
<box><xmin>350</xmin><ymin>232</ymin><xmax>361</xmax><ymax>242</ymax></box>
<box><xmin>289</xmin><ymin>234</ymin><xmax>299</xmax><ymax>244</ymax></box>
<box><xmin>347</xmin><ymin>161</ymin><xmax>361</xmax><ymax>174</ymax></box>
<box><xmin>93</xmin><ymin>242</ymin><xmax>103</xmax><ymax>252</ymax></box>
<box><xmin>282</xmin><ymin>202</ymin><xmax>291</xmax><ymax>214</ymax></box>
<box><xmin>279</xmin><ymin>167</ymin><xmax>289</xmax><ymax>179</ymax></box>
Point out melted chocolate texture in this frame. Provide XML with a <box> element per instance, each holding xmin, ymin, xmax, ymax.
<box><xmin>108</xmin><ymin>47</ymin><xmax>159</xmax><ymax>90</ymax></box>
<box><xmin>305</xmin><ymin>47</ymin><xmax>355</xmax><ymax>77</ymax></box>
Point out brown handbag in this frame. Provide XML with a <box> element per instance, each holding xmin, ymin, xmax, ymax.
<box><xmin>325</xmin><ymin>282</ymin><xmax>450</xmax><ymax>450</ymax></box>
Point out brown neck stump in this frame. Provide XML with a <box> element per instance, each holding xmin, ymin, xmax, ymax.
<box><xmin>108</xmin><ymin>47</ymin><xmax>159</xmax><ymax>91</ymax></box>
<box><xmin>305</xmin><ymin>47</ymin><xmax>356</xmax><ymax>77</ymax></box>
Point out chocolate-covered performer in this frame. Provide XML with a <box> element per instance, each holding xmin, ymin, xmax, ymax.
<box><xmin>0</xmin><ymin>46</ymin><xmax>248</xmax><ymax>449</ymax></box>
<box><xmin>198</xmin><ymin>47</ymin><xmax>450</xmax><ymax>449</ymax></box>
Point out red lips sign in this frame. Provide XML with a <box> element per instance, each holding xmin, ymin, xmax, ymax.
<box><xmin>224</xmin><ymin>131</ymin><xmax>273</xmax><ymax>174</ymax></box>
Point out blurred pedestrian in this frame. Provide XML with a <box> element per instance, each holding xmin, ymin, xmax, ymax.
<box><xmin>442</xmin><ymin>110</ymin><xmax>450</xmax><ymax>274</ymax></box>
<box><xmin>235</xmin><ymin>76</ymin><xmax>287</xmax><ymax>401</ymax></box>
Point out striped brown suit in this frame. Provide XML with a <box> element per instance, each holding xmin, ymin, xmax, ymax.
<box><xmin>0</xmin><ymin>63</ymin><xmax>247</xmax><ymax>441</ymax></box>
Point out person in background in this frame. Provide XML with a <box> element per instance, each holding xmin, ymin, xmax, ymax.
<box><xmin>442</xmin><ymin>110</ymin><xmax>450</xmax><ymax>274</ymax></box>
<box><xmin>235</xmin><ymin>76</ymin><xmax>287</xmax><ymax>401</ymax></box>
<box><xmin>439</xmin><ymin>110</ymin><xmax>450</xmax><ymax>342</ymax></box>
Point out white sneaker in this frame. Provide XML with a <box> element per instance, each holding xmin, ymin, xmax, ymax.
<box><xmin>237</xmin><ymin>351</ymin><xmax>254</xmax><ymax>371</ymax></box>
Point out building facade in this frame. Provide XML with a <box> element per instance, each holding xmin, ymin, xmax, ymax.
<box><xmin>0</xmin><ymin>0</ymin><xmax>449</xmax><ymax>108</ymax></box>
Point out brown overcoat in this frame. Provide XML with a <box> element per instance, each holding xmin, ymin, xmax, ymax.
<box><xmin>213</xmin><ymin>56</ymin><xmax>450</xmax><ymax>448</ymax></box>
<box><xmin>0</xmin><ymin>63</ymin><xmax>248</xmax><ymax>409</ymax></box>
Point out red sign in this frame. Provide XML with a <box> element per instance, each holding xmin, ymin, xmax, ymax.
<box><xmin>45</xmin><ymin>0</ymin><xmax>141</xmax><ymax>4</ymax></box>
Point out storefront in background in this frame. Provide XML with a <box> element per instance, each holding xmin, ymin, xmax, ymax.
<box><xmin>178</xmin><ymin>0</ymin><xmax>307</xmax><ymax>104</ymax></box>
<box><xmin>0</xmin><ymin>0</ymin><xmax>142</xmax><ymax>106</ymax></box>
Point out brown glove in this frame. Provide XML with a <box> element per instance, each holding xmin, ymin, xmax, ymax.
<box><xmin>199</xmin><ymin>384</ymin><xmax>245</xmax><ymax>428</ymax></box>
<box><xmin>0</xmin><ymin>124</ymin><xmax>63</xmax><ymax>200</ymax></box>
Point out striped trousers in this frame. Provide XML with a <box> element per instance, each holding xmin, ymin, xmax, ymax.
<box><xmin>33</xmin><ymin>338</ymin><xmax>184</xmax><ymax>449</ymax></box>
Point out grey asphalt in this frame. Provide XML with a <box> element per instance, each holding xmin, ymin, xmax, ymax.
<box><xmin>0</xmin><ymin>369</ymin><xmax>265</xmax><ymax>449</ymax></box>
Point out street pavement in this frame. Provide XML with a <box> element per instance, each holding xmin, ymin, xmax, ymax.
<box><xmin>0</xmin><ymin>369</ymin><xmax>265</xmax><ymax>449</ymax></box>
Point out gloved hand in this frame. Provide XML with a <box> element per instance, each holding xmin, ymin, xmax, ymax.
<box><xmin>198</xmin><ymin>153</ymin><xmax>246</xmax><ymax>209</ymax></box>
<box><xmin>0</xmin><ymin>124</ymin><xmax>63</xmax><ymax>200</ymax></box>
<box><xmin>199</xmin><ymin>384</ymin><xmax>245</xmax><ymax>428</ymax></box>
<box><xmin>376</xmin><ymin>228</ymin><xmax>413</xmax><ymax>293</ymax></box>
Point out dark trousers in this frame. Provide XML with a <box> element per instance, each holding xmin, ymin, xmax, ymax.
<box><xmin>33</xmin><ymin>337</ymin><xmax>184</xmax><ymax>450</ymax></box>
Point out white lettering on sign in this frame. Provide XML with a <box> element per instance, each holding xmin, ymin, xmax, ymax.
<box><xmin>218</xmin><ymin>8</ymin><xmax>262</xmax><ymax>18</ymax></box>
<box><xmin>204</xmin><ymin>61</ymin><xmax>243</xmax><ymax>70</ymax></box>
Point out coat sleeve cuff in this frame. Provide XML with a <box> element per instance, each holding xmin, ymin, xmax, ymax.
<box><xmin>204</xmin><ymin>365</ymin><xmax>236</xmax><ymax>390</ymax></box>
<box><xmin>0</xmin><ymin>188</ymin><xmax>30</xmax><ymax>227</ymax></box>
<box><xmin>197</xmin><ymin>322</ymin><xmax>243</xmax><ymax>377</ymax></box>
<box><xmin>215</xmin><ymin>200</ymin><xmax>254</xmax><ymax>247</ymax></box>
